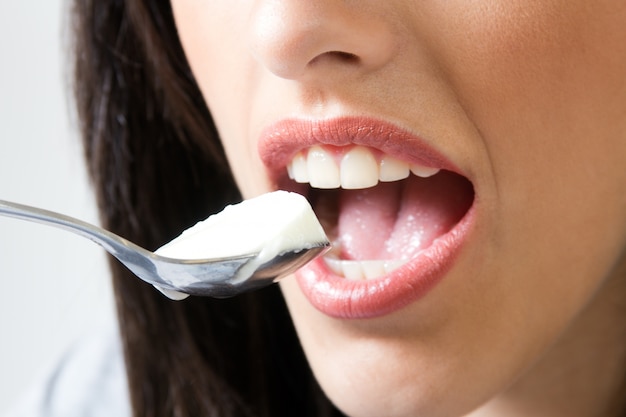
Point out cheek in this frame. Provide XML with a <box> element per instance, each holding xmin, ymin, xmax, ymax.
<box><xmin>434</xmin><ymin>0</ymin><xmax>626</xmax><ymax>129</ymax></box>
<box><xmin>437</xmin><ymin>0</ymin><xmax>626</xmax><ymax>272</ymax></box>
<box><xmin>171</xmin><ymin>1</ymin><xmax>270</xmax><ymax>197</ymax></box>
<box><xmin>171</xmin><ymin>1</ymin><xmax>244</xmax><ymax>129</ymax></box>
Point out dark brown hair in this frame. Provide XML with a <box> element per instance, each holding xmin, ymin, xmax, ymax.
<box><xmin>71</xmin><ymin>1</ymin><xmax>341</xmax><ymax>415</ymax></box>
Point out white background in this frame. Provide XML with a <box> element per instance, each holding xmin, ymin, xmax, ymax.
<box><xmin>0</xmin><ymin>1</ymin><xmax>114</xmax><ymax>413</ymax></box>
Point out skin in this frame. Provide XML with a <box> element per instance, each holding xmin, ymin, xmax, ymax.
<box><xmin>170</xmin><ymin>1</ymin><xmax>626</xmax><ymax>416</ymax></box>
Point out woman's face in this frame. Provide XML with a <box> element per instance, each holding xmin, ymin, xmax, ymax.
<box><xmin>171</xmin><ymin>1</ymin><xmax>626</xmax><ymax>416</ymax></box>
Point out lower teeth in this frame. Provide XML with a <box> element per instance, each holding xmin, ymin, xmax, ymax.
<box><xmin>324</xmin><ymin>257</ymin><xmax>407</xmax><ymax>280</ymax></box>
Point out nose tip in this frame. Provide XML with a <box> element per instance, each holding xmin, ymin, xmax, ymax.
<box><xmin>248</xmin><ymin>1</ymin><xmax>398</xmax><ymax>81</ymax></box>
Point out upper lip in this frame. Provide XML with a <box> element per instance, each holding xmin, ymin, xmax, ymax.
<box><xmin>257</xmin><ymin>116</ymin><xmax>463</xmax><ymax>183</ymax></box>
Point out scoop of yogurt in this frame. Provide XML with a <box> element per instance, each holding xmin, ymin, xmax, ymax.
<box><xmin>154</xmin><ymin>191</ymin><xmax>328</xmax><ymax>300</ymax></box>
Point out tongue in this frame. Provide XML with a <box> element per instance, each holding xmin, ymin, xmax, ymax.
<box><xmin>337</xmin><ymin>171</ymin><xmax>473</xmax><ymax>261</ymax></box>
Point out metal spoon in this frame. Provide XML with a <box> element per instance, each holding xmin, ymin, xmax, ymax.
<box><xmin>0</xmin><ymin>199</ymin><xmax>330</xmax><ymax>298</ymax></box>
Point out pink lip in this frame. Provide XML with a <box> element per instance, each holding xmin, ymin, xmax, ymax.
<box><xmin>258</xmin><ymin>116</ymin><xmax>475</xmax><ymax>319</ymax></box>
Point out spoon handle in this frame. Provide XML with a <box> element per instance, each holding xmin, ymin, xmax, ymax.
<box><xmin>0</xmin><ymin>199</ymin><xmax>140</xmax><ymax>252</ymax></box>
<box><xmin>0</xmin><ymin>199</ymin><xmax>163</xmax><ymax>281</ymax></box>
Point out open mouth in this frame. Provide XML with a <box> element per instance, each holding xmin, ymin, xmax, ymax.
<box><xmin>259</xmin><ymin>117</ymin><xmax>475</xmax><ymax>317</ymax></box>
<box><xmin>280</xmin><ymin>144</ymin><xmax>474</xmax><ymax>280</ymax></box>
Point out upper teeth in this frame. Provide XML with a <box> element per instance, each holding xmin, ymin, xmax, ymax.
<box><xmin>287</xmin><ymin>145</ymin><xmax>440</xmax><ymax>189</ymax></box>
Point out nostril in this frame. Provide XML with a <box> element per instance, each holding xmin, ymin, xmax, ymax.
<box><xmin>308</xmin><ymin>51</ymin><xmax>361</xmax><ymax>71</ymax></box>
<box><xmin>309</xmin><ymin>51</ymin><xmax>361</xmax><ymax>68</ymax></box>
<box><xmin>331</xmin><ymin>51</ymin><xmax>360</xmax><ymax>63</ymax></box>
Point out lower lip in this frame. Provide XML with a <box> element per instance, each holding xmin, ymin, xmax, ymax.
<box><xmin>295</xmin><ymin>203</ymin><xmax>476</xmax><ymax>319</ymax></box>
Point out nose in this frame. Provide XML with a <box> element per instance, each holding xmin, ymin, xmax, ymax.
<box><xmin>248</xmin><ymin>1</ymin><xmax>398</xmax><ymax>81</ymax></box>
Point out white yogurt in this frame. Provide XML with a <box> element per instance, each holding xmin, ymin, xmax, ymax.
<box><xmin>154</xmin><ymin>191</ymin><xmax>328</xmax><ymax>300</ymax></box>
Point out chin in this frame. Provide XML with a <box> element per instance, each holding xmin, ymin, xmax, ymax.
<box><xmin>279</xmin><ymin>274</ymin><xmax>508</xmax><ymax>417</ymax></box>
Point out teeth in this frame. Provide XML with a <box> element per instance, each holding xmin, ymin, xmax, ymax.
<box><xmin>340</xmin><ymin>146</ymin><xmax>379</xmax><ymax>189</ymax></box>
<box><xmin>287</xmin><ymin>145</ymin><xmax>440</xmax><ymax>189</ymax></box>
<box><xmin>289</xmin><ymin>152</ymin><xmax>309</xmax><ymax>182</ymax></box>
<box><xmin>324</xmin><ymin>257</ymin><xmax>406</xmax><ymax>280</ymax></box>
<box><xmin>307</xmin><ymin>146</ymin><xmax>341</xmax><ymax>189</ymax></box>
<box><xmin>410</xmin><ymin>164</ymin><xmax>440</xmax><ymax>178</ymax></box>
<box><xmin>379</xmin><ymin>155</ymin><xmax>410</xmax><ymax>182</ymax></box>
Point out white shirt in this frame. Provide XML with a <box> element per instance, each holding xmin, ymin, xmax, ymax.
<box><xmin>4</xmin><ymin>321</ymin><xmax>130</xmax><ymax>417</ymax></box>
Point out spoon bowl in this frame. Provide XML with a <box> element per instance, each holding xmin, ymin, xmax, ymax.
<box><xmin>0</xmin><ymin>199</ymin><xmax>329</xmax><ymax>298</ymax></box>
